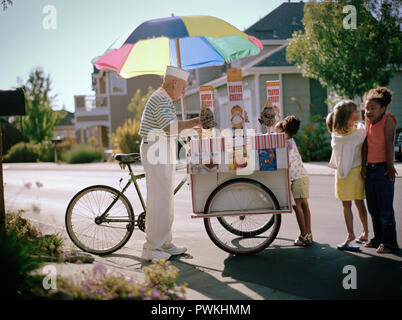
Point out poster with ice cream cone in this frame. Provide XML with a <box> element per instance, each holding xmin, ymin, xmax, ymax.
<box><xmin>224</xmin><ymin>68</ymin><xmax>250</xmax><ymax>132</ymax></box>
<box><xmin>266</xmin><ymin>80</ymin><xmax>282</xmax><ymax>124</ymax></box>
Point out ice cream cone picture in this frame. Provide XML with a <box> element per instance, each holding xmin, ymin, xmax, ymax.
<box><xmin>200</xmin><ymin>101</ymin><xmax>217</xmax><ymax>129</ymax></box>
<box><xmin>231</xmin><ymin>105</ymin><xmax>248</xmax><ymax>130</ymax></box>
<box><xmin>259</xmin><ymin>98</ymin><xmax>276</xmax><ymax>132</ymax></box>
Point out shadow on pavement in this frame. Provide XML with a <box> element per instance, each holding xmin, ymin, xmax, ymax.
<box><xmin>222</xmin><ymin>238</ymin><xmax>402</xmax><ymax>300</ymax></box>
<box><xmin>104</xmin><ymin>252</ymin><xmax>253</xmax><ymax>300</ymax></box>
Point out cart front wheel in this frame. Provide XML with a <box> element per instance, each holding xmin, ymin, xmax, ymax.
<box><xmin>203</xmin><ymin>178</ymin><xmax>281</xmax><ymax>255</ymax></box>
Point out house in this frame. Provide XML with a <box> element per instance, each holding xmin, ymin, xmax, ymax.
<box><xmin>74</xmin><ymin>67</ymin><xmax>162</xmax><ymax>147</ymax></box>
<box><xmin>178</xmin><ymin>1</ymin><xmax>402</xmax><ymax>131</ymax></box>
<box><xmin>54</xmin><ymin>110</ymin><xmax>76</xmax><ymax>142</ymax></box>
<box><xmin>75</xmin><ymin>1</ymin><xmax>401</xmax><ymax>144</ymax></box>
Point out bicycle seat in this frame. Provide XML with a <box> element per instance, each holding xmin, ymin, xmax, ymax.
<box><xmin>114</xmin><ymin>153</ymin><xmax>140</xmax><ymax>164</ymax></box>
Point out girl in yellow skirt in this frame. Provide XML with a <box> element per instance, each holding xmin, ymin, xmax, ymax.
<box><xmin>326</xmin><ymin>100</ymin><xmax>369</xmax><ymax>252</ymax></box>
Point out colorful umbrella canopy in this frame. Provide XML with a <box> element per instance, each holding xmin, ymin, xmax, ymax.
<box><xmin>94</xmin><ymin>15</ymin><xmax>263</xmax><ymax>79</ymax></box>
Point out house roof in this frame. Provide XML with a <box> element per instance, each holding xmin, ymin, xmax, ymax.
<box><xmin>57</xmin><ymin>111</ymin><xmax>74</xmax><ymax>126</ymax></box>
<box><xmin>255</xmin><ymin>46</ymin><xmax>293</xmax><ymax>67</ymax></box>
<box><xmin>245</xmin><ymin>1</ymin><xmax>304</xmax><ymax>41</ymax></box>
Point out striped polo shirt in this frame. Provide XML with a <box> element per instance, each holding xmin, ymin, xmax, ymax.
<box><xmin>139</xmin><ymin>87</ymin><xmax>178</xmax><ymax>138</ymax></box>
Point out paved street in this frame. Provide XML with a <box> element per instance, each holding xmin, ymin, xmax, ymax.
<box><xmin>3</xmin><ymin>162</ymin><xmax>402</xmax><ymax>300</ymax></box>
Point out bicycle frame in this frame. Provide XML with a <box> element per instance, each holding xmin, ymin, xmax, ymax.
<box><xmin>97</xmin><ymin>163</ymin><xmax>188</xmax><ymax>224</ymax></box>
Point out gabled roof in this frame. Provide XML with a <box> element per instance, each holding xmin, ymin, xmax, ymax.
<box><xmin>245</xmin><ymin>2</ymin><xmax>304</xmax><ymax>40</ymax></box>
<box><xmin>57</xmin><ymin>111</ymin><xmax>74</xmax><ymax>126</ymax></box>
<box><xmin>255</xmin><ymin>46</ymin><xmax>293</xmax><ymax>67</ymax></box>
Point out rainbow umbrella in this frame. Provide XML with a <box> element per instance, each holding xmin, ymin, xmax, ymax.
<box><xmin>93</xmin><ymin>15</ymin><xmax>263</xmax><ymax>118</ymax></box>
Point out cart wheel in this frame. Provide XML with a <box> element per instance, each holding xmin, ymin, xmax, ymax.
<box><xmin>217</xmin><ymin>214</ymin><xmax>275</xmax><ymax>237</ymax></box>
<box><xmin>203</xmin><ymin>178</ymin><xmax>281</xmax><ymax>255</ymax></box>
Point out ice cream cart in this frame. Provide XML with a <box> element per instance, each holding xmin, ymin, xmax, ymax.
<box><xmin>188</xmin><ymin>132</ymin><xmax>292</xmax><ymax>255</ymax></box>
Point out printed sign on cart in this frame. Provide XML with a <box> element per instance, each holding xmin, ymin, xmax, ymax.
<box><xmin>222</xmin><ymin>68</ymin><xmax>251</xmax><ymax>132</ymax></box>
<box><xmin>266</xmin><ymin>80</ymin><xmax>282</xmax><ymax>124</ymax></box>
<box><xmin>188</xmin><ymin>133</ymin><xmax>287</xmax><ymax>175</ymax></box>
<box><xmin>259</xmin><ymin>148</ymin><xmax>277</xmax><ymax>171</ymax></box>
<box><xmin>199</xmin><ymin>86</ymin><xmax>215</xmax><ymax>138</ymax></box>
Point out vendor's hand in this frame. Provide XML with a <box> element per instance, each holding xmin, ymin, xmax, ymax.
<box><xmin>385</xmin><ymin>163</ymin><xmax>397</xmax><ymax>181</ymax></box>
<box><xmin>361</xmin><ymin>166</ymin><xmax>367</xmax><ymax>180</ymax></box>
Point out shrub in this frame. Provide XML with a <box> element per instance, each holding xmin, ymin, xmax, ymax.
<box><xmin>64</xmin><ymin>144</ymin><xmax>104</xmax><ymax>164</ymax></box>
<box><xmin>0</xmin><ymin>226</ymin><xmax>45</xmax><ymax>298</ymax></box>
<box><xmin>87</xmin><ymin>136</ymin><xmax>98</xmax><ymax>146</ymax></box>
<box><xmin>0</xmin><ymin>213</ymin><xmax>65</xmax><ymax>298</ymax></box>
<box><xmin>1</xmin><ymin>120</ymin><xmax>25</xmax><ymax>155</ymax></box>
<box><xmin>294</xmin><ymin>114</ymin><xmax>332</xmax><ymax>162</ymax></box>
<box><xmin>6</xmin><ymin>213</ymin><xmax>64</xmax><ymax>257</ymax></box>
<box><xmin>111</xmin><ymin>118</ymin><xmax>141</xmax><ymax>154</ymax></box>
<box><xmin>38</xmin><ymin>141</ymin><xmax>54</xmax><ymax>162</ymax></box>
<box><xmin>6</xmin><ymin>212</ymin><xmax>42</xmax><ymax>240</ymax></box>
<box><xmin>58</xmin><ymin>138</ymin><xmax>74</xmax><ymax>161</ymax></box>
<box><xmin>3</xmin><ymin>142</ymin><xmax>40</xmax><ymax>162</ymax></box>
<box><xmin>58</xmin><ymin>260</ymin><xmax>186</xmax><ymax>300</ymax></box>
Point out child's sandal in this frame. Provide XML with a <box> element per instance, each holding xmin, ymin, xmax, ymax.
<box><xmin>376</xmin><ymin>244</ymin><xmax>392</xmax><ymax>254</ymax></box>
<box><xmin>356</xmin><ymin>234</ymin><xmax>368</xmax><ymax>243</ymax></box>
<box><xmin>364</xmin><ymin>241</ymin><xmax>375</xmax><ymax>248</ymax></box>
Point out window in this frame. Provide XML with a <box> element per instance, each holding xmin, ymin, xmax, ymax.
<box><xmin>110</xmin><ymin>72</ymin><xmax>127</xmax><ymax>95</ymax></box>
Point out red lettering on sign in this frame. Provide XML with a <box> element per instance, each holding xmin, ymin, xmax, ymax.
<box><xmin>270</xmin><ymin>96</ymin><xmax>279</xmax><ymax>103</ymax></box>
<box><xmin>229</xmin><ymin>94</ymin><xmax>243</xmax><ymax>101</ymax></box>
<box><xmin>268</xmin><ymin>89</ymin><xmax>279</xmax><ymax>96</ymax></box>
<box><xmin>229</xmin><ymin>85</ymin><xmax>243</xmax><ymax>93</ymax></box>
<box><xmin>201</xmin><ymin>94</ymin><xmax>212</xmax><ymax>100</ymax></box>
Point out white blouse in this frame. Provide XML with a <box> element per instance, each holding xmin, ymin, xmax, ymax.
<box><xmin>328</xmin><ymin>122</ymin><xmax>366</xmax><ymax>178</ymax></box>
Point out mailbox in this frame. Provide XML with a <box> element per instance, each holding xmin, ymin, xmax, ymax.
<box><xmin>51</xmin><ymin>136</ymin><xmax>63</xmax><ymax>144</ymax></box>
<box><xmin>0</xmin><ymin>88</ymin><xmax>26</xmax><ymax>116</ymax></box>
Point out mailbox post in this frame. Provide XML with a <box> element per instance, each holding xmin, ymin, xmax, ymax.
<box><xmin>51</xmin><ymin>136</ymin><xmax>62</xmax><ymax>163</ymax></box>
<box><xmin>0</xmin><ymin>88</ymin><xmax>26</xmax><ymax>229</ymax></box>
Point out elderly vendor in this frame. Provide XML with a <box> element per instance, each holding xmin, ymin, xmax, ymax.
<box><xmin>139</xmin><ymin>66</ymin><xmax>202</xmax><ymax>261</ymax></box>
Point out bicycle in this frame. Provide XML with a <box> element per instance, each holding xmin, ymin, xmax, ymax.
<box><xmin>65</xmin><ymin>153</ymin><xmax>282</xmax><ymax>256</ymax></box>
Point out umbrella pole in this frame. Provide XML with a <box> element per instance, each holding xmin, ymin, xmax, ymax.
<box><xmin>174</xmin><ymin>38</ymin><xmax>186</xmax><ymax>121</ymax></box>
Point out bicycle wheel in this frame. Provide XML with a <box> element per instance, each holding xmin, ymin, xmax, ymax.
<box><xmin>203</xmin><ymin>178</ymin><xmax>281</xmax><ymax>255</ymax></box>
<box><xmin>65</xmin><ymin>185</ymin><xmax>135</xmax><ymax>255</ymax></box>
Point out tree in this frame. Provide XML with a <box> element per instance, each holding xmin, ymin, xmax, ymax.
<box><xmin>18</xmin><ymin>67</ymin><xmax>65</xmax><ymax>143</ymax></box>
<box><xmin>1</xmin><ymin>0</ymin><xmax>13</xmax><ymax>11</ymax></box>
<box><xmin>286</xmin><ymin>0</ymin><xmax>401</xmax><ymax>99</ymax></box>
<box><xmin>128</xmin><ymin>86</ymin><xmax>155</xmax><ymax>121</ymax></box>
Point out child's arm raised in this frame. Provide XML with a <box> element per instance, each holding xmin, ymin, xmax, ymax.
<box><xmin>384</xmin><ymin>114</ymin><xmax>397</xmax><ymax>181</ymax></box>
<box><xmin>361</xmin><ymin>137</ymin><xmax>368</xmax><ymax>180</ymax></box>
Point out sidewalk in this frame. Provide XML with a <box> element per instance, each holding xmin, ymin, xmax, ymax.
<box><xmin>32</xmin><ymin>218</ymin><xmax>306</xmax><ymax>300</ymax></box>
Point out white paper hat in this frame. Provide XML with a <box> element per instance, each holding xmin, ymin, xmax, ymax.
<box><xmin>165</xmin><ymin>66</ymin><xmax>189</xmax><ymax>81</ymax></box>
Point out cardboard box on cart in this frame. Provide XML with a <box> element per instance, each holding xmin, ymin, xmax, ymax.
<box><xmin>188</xmin><ymin>132</ymin><xmax>292</xmax><ymax>216</ymax></box>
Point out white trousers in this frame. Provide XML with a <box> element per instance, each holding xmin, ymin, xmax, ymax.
<box><xmin>140</xmin><ymin>140</ymin><xmax>176</xmax><ymax>250</ymax></box>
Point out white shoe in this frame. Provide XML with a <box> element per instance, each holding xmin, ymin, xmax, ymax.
<box><xmin>141</xmin><ymin>248</ymin><xmax>171</xmax><ymax>261</ymax></box>
<box><xmin>294</xmin><ymin>235</ymin><xmax>308</xmax><ymax>247</ymax></box>
<box><xmin>162</xmin><ymin>243</ymin><xmax>187</xmax><ymax>255</ymax></box>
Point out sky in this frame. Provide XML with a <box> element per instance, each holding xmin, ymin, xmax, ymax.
<box><xmin>0</xmin><ymin>0</ymin><xmax>286</xmax><ymax>112</ymax></box>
